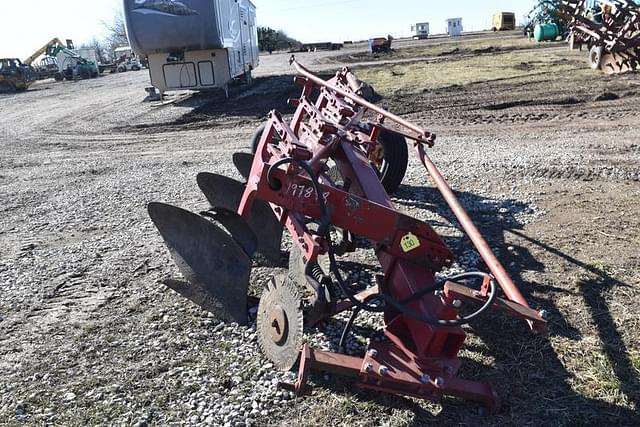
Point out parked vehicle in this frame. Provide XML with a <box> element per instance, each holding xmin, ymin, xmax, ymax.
<box><xmin>411</xmin><ymin>22</ymin><xmax>430</xmax><ymax>40</ymax></box>
<box><xmin>114</xmin><ymin>46</ymin><xmax>142</xmax><ymax>72</ymax></box>
<box><xmin>47</xmin><ymin>45</ymin><xmax>99</xmax><ymax>80</ymax></box>
<box><xmin>32</xmin><ymin>57</ymin><xmax>60</xmax><ymax>80</ymax></box>
<box><xmin>123</xmin><ymin>0</ymin><xmax>259</xmax><ymax>96</ymax></box>
<box><xmin>369</xmin><ymin>37</ymin><xmax>392</xmax><ymax>54</ymax></box>
<box><xmin>492</xmin><ymin>12</ymin><xmax>516</xmax><ymax>31</ymax></box>
<box><xmin>0</xmin><ymin>58</ymin><xmax>37</xmax><ymax>93</ymax></box>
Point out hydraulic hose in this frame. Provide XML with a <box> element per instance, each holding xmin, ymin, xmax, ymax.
<box><xmin>267</xmin><ymin>157</ymin><xmax>498</xmax><ymax>328</ymax></box>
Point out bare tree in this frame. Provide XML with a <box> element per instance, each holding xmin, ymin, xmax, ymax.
<box><xmin>80</xmin><ymin>37</ymin><xmax>107</xmax><ymax>63</ymax></box>
<box><xmin>102</xmin><ymin>11</ymin><xmax>129</xmax><ymax>60</ymax></box>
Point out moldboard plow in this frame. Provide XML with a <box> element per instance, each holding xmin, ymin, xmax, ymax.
<box><xmin>148</xmin><ymin>61</ymin><xmax>548</xmax><ymax>413</ymax></box>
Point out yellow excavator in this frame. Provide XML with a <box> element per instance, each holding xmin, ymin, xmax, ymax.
<box><xmin>23</xmin><ymin>38</ymin><xmax>66</xmax><ymax>66</ymax></box>
<box><xmin>23</xmin><ymin>38</ymin><xmax>66</xmax><ymax>80</ymax></box>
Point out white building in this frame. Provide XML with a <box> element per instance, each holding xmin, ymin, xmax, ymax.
<box><xmin>446</xmin><ymin>18</ymin><xmax>463</xmax><ymax>37</ymax></box>
<box><xmin>411</xmin><ymin>22</ymin><xmax>430</xmax><ymax>39</ymax></box>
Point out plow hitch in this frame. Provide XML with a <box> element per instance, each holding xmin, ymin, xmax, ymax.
<box><xmin>148</xmin><ymin>61</ymin><xmax>547</xmax><ymax>413</ymax></box>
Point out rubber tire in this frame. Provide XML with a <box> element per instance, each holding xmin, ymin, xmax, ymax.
<box><xmin>376</xmin><ymin>129</ymin><xmax>408</xmax><ymax>194</ymax></box>
<box><xmin>252</xmin><ymin>124</ymin><xmax>407</xmax><ymax>194</ymax></box>
<box><xmin>250</xmin><ymin>122</ymin><xmax>281</xmax><ymax>154</ymax></box>
<box><xmin>54</xmin><ymin>73</ymin><xmax>63</xmax><ymax>82</ymax></box>
<box><xmin>590</xmin><ymin>46</ymin><xmax>604</xmax><ymax>71</ymax></box>
<box><xmin>80</xmin><ymin>69</ymin><xmax>91</xmax><ymax>80</ymax></box>
<box><xmin>0</xmin><ymin>81</ymin><xmax>16</xmax><ymax>93</ymax></box>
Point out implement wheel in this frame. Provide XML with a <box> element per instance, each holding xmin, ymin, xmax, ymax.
<box><xmin>590</xmin><ymin>46</ymin><xmax>604</xmax><ymax>70</ymax></box>
<box><xmin>371</xmin><ymin>129</ymin><xmax>409</xmax><ymax>194</ymax></box>
<box><xmin>250</xmin><ymin>122</ymin><xmax>282</xmax><ymax>154</ymax></box>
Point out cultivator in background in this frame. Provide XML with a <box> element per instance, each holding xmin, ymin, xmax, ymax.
<box><xmin>148</xmin><ymin>62</ymin><xmax>548</xmax><ymax>413</ymax></box>
<box><xmin>524</xmin><ymin>1</ymin><xmax>568</xmax><ymax>37</ymax></box>
<box><xmin>560</xmin><ymin>0</ymin><xmax>640</xmax><ymax>73</ymax></box>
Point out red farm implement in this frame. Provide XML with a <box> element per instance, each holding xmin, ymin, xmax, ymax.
<box><xmin>148</xmin><ymin>61</ymin><xmax>548</xmax><ymax>413</ymax></box>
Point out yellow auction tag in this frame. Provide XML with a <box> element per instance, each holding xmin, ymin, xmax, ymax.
<box><xmin>400</xmin><ymin>233</ymin><xmax>421</xmax><ymax>253</ymax></box>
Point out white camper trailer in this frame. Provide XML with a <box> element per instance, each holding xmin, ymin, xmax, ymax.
<box><xmin>411</xmin><ymin>22</ymin><xmax>430</xmax><ymax>40</ymax></box>
<box><xmin>446</xmin><ymin>18</ymin><xmax>463</xmax><ymax>37</ymax></box>
<box><xmin>123</xmin><ymin>0</ymin><xmax>259</xmax><ymax>96</ymax></box>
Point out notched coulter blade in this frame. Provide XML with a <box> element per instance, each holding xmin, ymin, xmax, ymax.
<box><xmin>148</xmin><ymin>202</ymin><xmax>251</xmax><ymax>325</ymax></box>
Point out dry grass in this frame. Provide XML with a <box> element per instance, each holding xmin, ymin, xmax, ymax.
<box><xmin>355</xmin><ymin>44</ymin><xmax>592</xmax><ymax>95</ymax></box>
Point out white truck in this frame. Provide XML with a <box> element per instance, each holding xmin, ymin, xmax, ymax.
<box><xmin>123</xmin><ymin>0</ymin><xmax>259</xmax><ymax>97</ymax></box>
<box><xmin>411</xmin><ymin>22</ymin><xmax>430</xmax><ymax>40</ymax></box>
<box><xmin>114</xmin><ymin>46</ymin><xmax>142</xmax><ymax>72</ymax></box>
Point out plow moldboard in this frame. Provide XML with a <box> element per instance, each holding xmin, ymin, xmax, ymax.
<box><xmin>148</xmin><ymin>202</ymin><xmax>251</xmax><ymax>325</ymax></box>
<box><xmin>197</xmin><ymin>172</ymin><xmax>283</xmax><ymax>264</ymax></box>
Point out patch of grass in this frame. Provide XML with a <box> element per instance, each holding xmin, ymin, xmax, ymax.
<box><xmin>630</xmin><ymin>352</ymin><xmax>640</xmax><ymax>375</ymax></box>
<box><xmin>82</xmin><ymin>321</ymin><xmax>98</xmax><ymax>336</ymax></box>
<box><xmin>356</xmin><ymin>46</ymin><xmax>591</xmax><ymax>95</ymax></box>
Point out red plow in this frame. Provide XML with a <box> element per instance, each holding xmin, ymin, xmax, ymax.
<box><xmin>148</xmin><ymin>62</ymin><xmax>548</xmax><ymax>413</ymax></box>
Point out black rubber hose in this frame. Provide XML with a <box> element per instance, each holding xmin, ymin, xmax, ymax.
<box><xmin>269</xmin><ymin>156</ymin><xmax>498</xmax><ymax>327</ymax></box>
<box><xmin>338</xmin><ymin>306</ymin><xmax>361</xmax><ymax>352</ymax></box>
<box><xmin>267</xmin><ymin>157</ymin><xmax>331</xmax><ymax>235</ymax></box>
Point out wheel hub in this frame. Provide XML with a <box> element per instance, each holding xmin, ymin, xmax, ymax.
<box><xmin>268</xmin><ymin>305</ymin><xmax>288</xmax><ymax>345</ymax></box>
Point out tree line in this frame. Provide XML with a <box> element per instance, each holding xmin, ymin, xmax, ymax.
<box><xmin>257</xmin><ymin>27</ymin><xmax>301</xmax><ymax>53</ymax></box>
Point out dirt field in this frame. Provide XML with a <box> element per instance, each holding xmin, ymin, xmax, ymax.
<box><xmin>1</xmin><ymin>31</ymin><xmax>639</xmax><ymax>426</ymax></box>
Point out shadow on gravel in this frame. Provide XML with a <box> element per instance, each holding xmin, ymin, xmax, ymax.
<box><xmin>115</xmin><ymin>73</ymin><xmax>335</xmax><ymax>134</ymax></box>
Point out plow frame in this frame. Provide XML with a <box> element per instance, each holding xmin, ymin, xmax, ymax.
<box><xmin>234</xmin><ymin>62</ymin><xmax>547</xmax><ymax>411</ymax></box>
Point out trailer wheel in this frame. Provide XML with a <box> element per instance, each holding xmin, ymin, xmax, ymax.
<box><xmin>371</xmin><ymin>129</ymin><xmax>408</xmax><ymax>194</ymax></box>
<box><xmin>590</xmin><ymin>46</ymin><xmax>604</xmax><ymax>70</ymax></box>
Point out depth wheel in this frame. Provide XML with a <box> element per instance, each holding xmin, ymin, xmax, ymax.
<box><xmin>257</xmin><ymin>275</ymin><xmax>304</xmax><ymax>370</ymax></box>
<box><xmin>369</xmin><ymin>129</ymin><xmax>409</xmax><ymax>194</ymax></box>
<box><xmin>250</xmin><ymin>122</ymin><xmax>281</xmax><ymax>154</ymax></box>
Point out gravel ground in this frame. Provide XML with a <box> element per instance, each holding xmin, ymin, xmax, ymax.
<box><xmin>1</xmin><ymin>32</ymin><xmax>639</xmax><ymax>426</ymax></box>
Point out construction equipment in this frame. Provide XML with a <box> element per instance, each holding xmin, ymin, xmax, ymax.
<box><xmin>23</xmin><ymin>38</ymin><xmax>65</xmax><ymax>66</ymax></box>
<box><xmin>46</xmin><ymin>44</ymin><xmax>99</xmax><ymax>80</ymax></box>
<box><xmin>32</xmin><ymin>57</ymin><xmax>60</xmax><ymax>80</ymax></box>
<box><xmin>23</xmin><ymin>38</ymin><xmax>66</xmax><ymax>80</ymax></box>
<box><xmin>492</xmin><ymin>12</ymin><xmax>516</xmax><ymax>31</ymax></box>
<box><xmin>147</xmin><ymin>61</ymin><xmax>548</xmax><ymax>413</ymax></box>
<box><xmin>524</xmin><ymin>1</ymin><xmax>568</xmax><ymax>38</ymax></box>
<box><xmin>368</xmin><ymin>37</ymin><xmax>392</xmax><ymax>54</ymax></box>
<box><xmin>0</xmin><ymin>58</ymin><xmax>36</xmax><ymax>93</ymax></box>
<box><xmin>560</xmin><ymin>0</ymin><xmax>640</xmax><ymax>73</ymax></box>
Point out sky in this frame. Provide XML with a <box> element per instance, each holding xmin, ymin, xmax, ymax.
<box><xmin>1</xmin><ymin>0</ymin><xmax>534</xmax><ymax>59</ymax></box>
